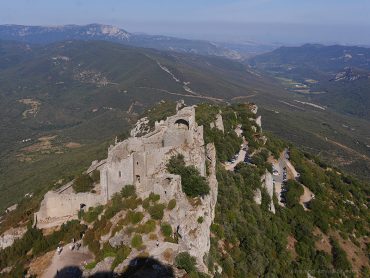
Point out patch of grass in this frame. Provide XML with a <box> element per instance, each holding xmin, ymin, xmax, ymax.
<box><xmin>126</xmin><ymin>210</ymin><xmax>144</xmax><ymax>225</ymax></box>
<box><xmin>160</xmin><ymin>222</ymin><xmax>173</xmax><ymax>237</ymax></box>
<box><xmin>136</xmin><ymin>220</ymin><xmax>157</xmax><ymax>234</ymax></box>
<box><xmin>148</xmin><ymin>203</ymin><xmax>166</xmax><ymax>220</ymax></box>
<box><xmin>111</xmin><ymin>245</ymin><xmax>131</xmax><ymax>270</ymax></box>
<box><xmin>148</xmin><ymin>192</ymin><xmax>160</xmax><ymax>202</ymax></box>
<box><xmin>131</xmin><ymin>234</ymin><xmax>143</xmax><ymax>249</ymax></box>
<box><xmin>85</xmin><ymin>261</ymin><xmax>97</xmax><ymax>270</ymax></box>
<box><xmin>175</xmin><ymin>252</ymin><xmax>197</xmax><ymax>273</ymax></box>
<box><xmin>81</xmin><ymin>205</ymin><xmax>104</xmax><ymax>223</ymax></box>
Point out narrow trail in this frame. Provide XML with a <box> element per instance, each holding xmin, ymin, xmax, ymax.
<box><xmin>127</xmin><ymin>102</ymin><xmax>135</xmax><ymax>114</ymax></box>
<box><xmin>314</xmin><ymin>133</ymin><xmax>370</xmax><ymax>162</ymax></box>
<box><xmin>136</xmin><ymin>87</ymin><xmax>224</xmax><ymax>102</ymax></box>
<box><xmin>230</xmin><ymin>94</ymin><xmax>257</xmax><ymax>101</ymax></box>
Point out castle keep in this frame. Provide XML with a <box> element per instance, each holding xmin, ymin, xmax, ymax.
<box><xmin>100</xmin><ymin>106</ymin><xmax>206</xmax><ymax>201</ymax></box>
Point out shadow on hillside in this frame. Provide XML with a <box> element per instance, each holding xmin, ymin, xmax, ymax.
<box><xmin>54</xmin><ymin>257</ymin><xmax>174</xmax><ymax>278</ymax></box>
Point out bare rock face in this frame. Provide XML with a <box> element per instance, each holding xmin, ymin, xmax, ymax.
<box><xmin>130</xmin><ymin>117</ymin><xmax>150</xmax><ymax>137</ymax></box>
<box><xmin>0</xmin><ymin>227</ymin><xmax>27</xmax><ymax>249</ymax></box>
<box><xmin>250</xmin><ymin>104</ymin><xmax>258</xmax><ymax>114</ymax></box>
<box><xmin>254</xmin><ymin>188</ymin><xmax>262</xmax><ymax>205</ymax></box>
<box><xmin>255</xmin><ymin>115</ymin><xmax>262</xmax><ymax>129</ymax></box>
<box><xmin>210</xmin><ymin>112</ymin><xmax>224</xmax><ymax>133</ymax></box>
<box><xmin>165</xmin><ymin>143</ymin><xmax>218</xmax><ymax>273</ymax></box>
<box><xmin>261</xmin><ymin>170</ymin><xmax>276</xmax><ymax>214</ymax></box>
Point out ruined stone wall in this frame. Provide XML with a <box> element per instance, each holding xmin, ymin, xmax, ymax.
<box><xmin>152</xmin><ymin>174</ymin><xmax>182</xmax><ymax>203</ymax></box>
<box><xmin>101</xmin><ymin>155</ymin><xmax>134</xmax><ymax>200</ymax></box>
<box><xmin>36</xmin><ymin>191</ymin><xmax>104</xmax><ymax>220</ymax></box>
<box><xmin>145</xmin><ymin>147</ymin><xmax>172</xmax><ymax>177</ymax></box>
<box><xmin>163</xmin><ymin>128</ymin><xmax>190</xmax><ymax>147</ymax></box>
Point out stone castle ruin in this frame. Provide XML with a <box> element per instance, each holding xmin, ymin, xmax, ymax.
<box><xmin>100</xmin><ymin>106</ymin><xmax>206</xmax><ymax>201</ymax></box>
<box><xmin>35</xmin><ymin>105</ymin><xmax>218</xmax><ymax>271</ymax></box>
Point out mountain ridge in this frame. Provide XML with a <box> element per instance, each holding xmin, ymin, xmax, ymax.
<box><xmin>0</xmin><ymin>23</ymin><xmax>248</xmax><ymax>59</ymax></box>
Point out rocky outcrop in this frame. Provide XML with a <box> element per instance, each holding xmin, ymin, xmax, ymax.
<box><xmin>261</xmin><ymin>170</ymin><xmax>276</xmax><ymax>214</ymax></box>
<box><xmin>0</xmin><ymin>227</ymin><xmax>27</xmax><ymax>250</ymax></box>
<box><xmin>210</xmin><ymin>113</ymin><xmax>224</xmax><ymax>133</ymax></box>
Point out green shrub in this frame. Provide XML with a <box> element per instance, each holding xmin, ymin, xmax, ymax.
<box><xmin>210</xmin><ymin>224</ymin><xmax>224</xmax><ymax>238</ymax></box>
<box><xmin>82</xmin><ymin>205</ymin><xmax>104</xmax><ymax>223</ymax></box>
<box><xmin>73</xmin><ymin>173</ymin><xmax>93</xmax><ymax>193</ymax></box>
<box><xmin>167</xmin><ymin>154</ymin><xmax>210</xmax><ymax>197</ymax></box>
<box><xmin>142</xmin><ymin>198</ymin><xmax>151</xmax><ymax>209</ymax></box>
<box><xmin>167</xmin><ymin>199</ymin><xmax>176</xmax><ymax>210</ymax></box>
<box><xmin>105</xmin><ymin>193</ymin><xmax>124</xmax><ymax>219</ymax></box>
<box><xmin>148</xmin><ymin>203</ymin><xmax>166</xmax><ymax>220</ymax></box>
<box><xmin>101</xmin><ymin>242</ymin><xmax>117</xmax><ymax>258</ymax></box>
<box><xmin>175</xmin><ymin>252</ymin><xmax>197</xmax><ymax>273</ymax></box>
<box><xmin>126</xmin><ymin>211</ymin><xmax>144</xmax><ymax>224</ymax></box>
<box><xmin>197</xmin><ymin>216</ymin><xmax>204</xmax><ymax>224</ymax></box>
<box><xmin>149</xmin><ymin>192</ymin><xmax>160</xmax><ymax>202</ymax></box>
<box><xmin>85</xmin><ymin>261</ymin><xmax>97</xmax><ymax>270</ymax></box>
<box><xmin>161</xmin><ymin>222</ymin><xmax>173</xmax><ymax>237</ymax></box>
<box><xmin>121</xmin><ymin>185</ymin><xmax>136</xmax><ymax>198</ymax></box>
<box><xmin>131</xmin><ymin>234</ymin><xmax>143</xmax><ymax>249</ymax></box>
<box><xmin>91</xmin><ymin>170</ymin><xmax>100</xmax><ymax>183</ymax></box>
<box><xmin>330</xmin><ymin>237</ymin><xmax>352</xmax><ymax>272</ymax></box>
<box><xmin>111</xmin><ymin>245</ymin><xmax>131</xmax><ymax>270</ymax></box>
<box><xmin>136</xmin><ymin>220</ymin><xmax>156</xmax><ymax>234</ymax></box>
<box><xmin>122</xmin><ymin>196</ymin><xmax>141</xmax><ymax>210</ymax></box>
<box><xmin>284</xmin><ymin>180</ymin><xmax>304</xmax><ymax>208</ymax></box>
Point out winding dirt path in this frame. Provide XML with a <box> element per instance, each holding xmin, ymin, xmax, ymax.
<box><xmin>137</xmin><ymin>87</ymin><xmax>224</xmax><ymax>102</ymax></box>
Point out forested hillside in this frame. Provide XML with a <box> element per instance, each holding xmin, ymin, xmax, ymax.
<box><xmin>196</xmin><ymin>104</ymin><xmax>369</xmax><ymax>277</ymax></box>
<box><xmin>0</xmin><ymin>40</ymin><xmax>369</xmax><ymax>213</ymax></box>
<box><xmin>0</xmin><ymin>103</ymin><xmax>368</xmax><ymax>277</ymax></box>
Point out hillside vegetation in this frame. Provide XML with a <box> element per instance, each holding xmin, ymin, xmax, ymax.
<box><xmin>0</xmin><ymin>40</ymin><xmax>369</xmax><ymax>213</ymax></box>
<box><xmin>0</xmin><ymin>40</ymin><xmax>271</xmax><ymax>210</ymax></box>
<box><xmin>0</xmin><ymin>103</ymin><xmax>369</xmax><ymax>277</ymax></box>
<box><xmin>195</xmin><ymin>103</ymin><xmax>370</xmax><ymax>277</ymax></box>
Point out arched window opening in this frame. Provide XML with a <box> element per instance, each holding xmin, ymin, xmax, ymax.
<box><xmin>174</xmin><ymin>119</ymin><xmax>190</xmax><ymax>130</ymax></box>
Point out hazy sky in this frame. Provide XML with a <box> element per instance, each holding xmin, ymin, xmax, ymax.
<box><xmin>1</xmin><ymin>0</ymin><xmax>370</xmax><ymax>44</ymax></box>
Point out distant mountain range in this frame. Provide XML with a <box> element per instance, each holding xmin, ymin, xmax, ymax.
<box><xmin>0</xmin><ymin>23</ymin><xmax>276</xmax><ymax>59</ymax></box>
<box><xmin>249</xmin><ymin>44</ymin><xmax>370</xmax><ymax>120</ymax></box>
